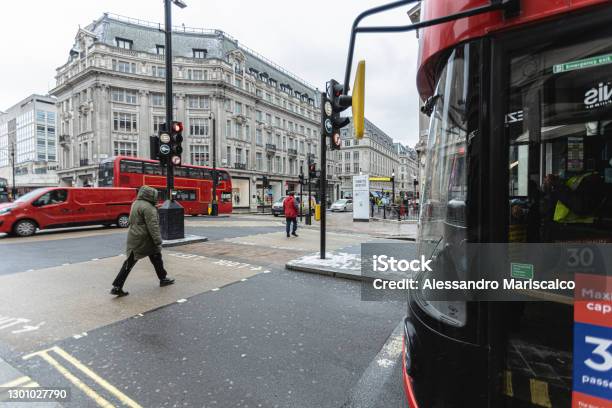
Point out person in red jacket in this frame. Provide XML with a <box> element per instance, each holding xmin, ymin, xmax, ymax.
<box><xmin>283</xmin><ymin>191</ymin><xmax>299</xmax><ymax>238</ymax></box>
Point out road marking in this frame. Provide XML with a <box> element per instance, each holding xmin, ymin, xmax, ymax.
<box><xmin>177</xmin><ymin>299</ymin><xmax>187</xmax><ymax>303</ymax></box>
<box><xmin>0</xmin><ymin>315</ymin><xmax>44</xmax><ymax>335</ymax></box>
<box><xmin>340</xmin><ymin>322</ymin><xmax>403</xmax><ymax>407</ymax></box>
<box><xmin>241</xmin><ymin>278</ymin><xmax>248</xmax><ymax>282</ymax></box>
<box><xmin>0</xmin><ymin>376</ymin><xmax>31</xmax><ymax>388</ymax></box>
<box><xmin>211</xmin><ymin>288</ymin><xmax>220</xmax><ymax>291</ymax></box>
<box><xmin>23</xmin><ymin>346</ymin><xmax>143</xmax><ymax>408</ymax></box>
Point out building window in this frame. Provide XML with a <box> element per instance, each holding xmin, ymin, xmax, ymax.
<box><xmin>152</xmin><ymin>66</ymin><xmax>166</xmax><ymax>78</ymax></box>
<box><xmin>188</xmin><ymin>95</ymin><xmax>209</xmax><ymax>109</ymax></box>
<box><xmin>234</xmin><ymin>102</ymin><xmax>243</xmax><ymax>115</ymax></box>
<box><xmin>345</xmin><ymin>163</ymin><xmax>351</xmax><ymax>173</ymax></box>
<box><xmin>151</xmin><ymin>93</ymin><xmax>165</xmax><ymax>107</ymax></box>
<box><xmin>192</xmin><ymin>49</ymin><xmax>207</xmax><ymax>59</ymax></box>
<box><xmin>235</xmin><ymin>78</ymin><xmax>242</xmax><ymax>88</ymax></box>
<box><xmin>256</xmin><ymin>129</ymin><xmax>263</xmax><ymax>146</ymax></box>
<box><xmin>256</xmin><ymin>152</ymin><xmax>263</xmax><ymax>170</ymax></box>
<box><xmin>112</xmin><ymin>59</ymin><xmax>136</xmax><ymax>74</ymax></box>
<box><xmin>353</xmin><ymin>151</ymin><xmax>359</xmax><ymax>160</ymax></box>
<box><xmin>113</xmin><ymin>112</ymin><xmax>137</xmax><ymax>133</ymax></box>
<box><xmin>226</xmin><ymin>146</ymin><xmax>231</xmax><ymax>166</ymax></box>
<box><xmin>235</xmin><ymin>148</ymin><xmax>243</xmax><ymax>164</ymax></box>
<box><xmin>114</xmin><ymin>141</ymin><xmax>137</xmax><ymax>156</ymax></box>
<box><xmin>235</xmin><ymin>123</ymin><xmax>242</xmax><ymax>139</ymax></box>
<box><xmin>256</xmin><ymin>110</ymin><xmax>263</xmax><ymax>122</ymax></box>
<box><xmin>191</xmin><ymin>145</ymin><xmax>209</xmax><ymax>165</ymax></box>
<box><xmin>111</xmin><ymin>88</ymin><xmax>138</xmax><ymax>104</ymax></box>
<box><xmin>189</xmin><ymin>117</ymin><xmax>209</xmax><ymax>136</ymax></box>
<box><xmin>353</xmin><ymin>163</ymin><xmax>359</xmax><ymax>173</ymax></box>
<box><xmin>245</xmin><ymin>125</ymin><xmax>250</xmax><ymax>141</ymax></box>
<box><xmin>275</xmin><ymin>156</ymin><xmax>281</xmax><ymax>174</ymax></box>
<box><xmin>345</xmin><ymin>152</ymin><xmax>350</xmax><ymax>160</ymax></box>
<box><xmin>156</xmin><ymin>45</ymin><xmax>165</xmax><ymax>55</ymax></box>
<box><xmin>225</xmin><ymin>120</ymin><xmax>231</xmax><ymax>137</ymax></box>
<box><xmin>245</xmin><ymin>149</ymin><xmax>250</xmax><ymax>168</ymax></box>
<box><xmin>115</xmin><ymin>38</ymin><xmax>133</xmax><ymax>50</ymax></box>
<box><xmin>265</xmin><ymin>113</ymin><xmax>271</xmax><ymax>125</ymax></box>
<box><xmin>344</xmin><ymin>139</ymin><xmax>351</xmax><ymax>147</ymax></box>
<box><xmin>187</xmin><ymin>69</ymin><xmax>205</xmax><ymax>80</ymax></box>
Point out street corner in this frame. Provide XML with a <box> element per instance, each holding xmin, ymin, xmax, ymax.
<box><xmin>224</xmin><ymin>228</ymin><xmax>373</xmax><ymax>253</ymax></box>
<box><xmin>286</xmin><ymin>251</ymin><xmax>363</xmax><ymax>281</ymax></box>
<box><xmin>0</xmin><ymin>252</ymin><xmax>267</xmax><ymax>352</ymax></box>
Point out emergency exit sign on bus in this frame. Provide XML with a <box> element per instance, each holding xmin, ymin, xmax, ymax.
<box><xmin>553</xmin><ymin>53</ymin><xmax>612</xmax><ymax>73</ymax></box>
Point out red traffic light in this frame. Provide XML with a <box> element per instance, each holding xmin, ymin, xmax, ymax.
<box><xmin>171</xmin><ymin>121</ymin><xmax>183</xmax><ymax>133</ymax></box>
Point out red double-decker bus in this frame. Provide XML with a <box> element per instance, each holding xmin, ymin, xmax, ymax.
<box><xmin>98</xmin><ymin>156</ymin><xmax>233</xmax><ymax>215</ymax></box>
<box><xmin>399</xmin><ymin>1</ymin><xmax>612</xmax><ymax>407</ymax></box>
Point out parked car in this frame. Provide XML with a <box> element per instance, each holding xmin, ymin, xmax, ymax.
<box><xmin>271</xmin><ymin>195</ymin><xmax>316</xmax><ymax>217</ymax></box>
<box><xmin>0</xmin><ymin>187</ymin><xmax>137</xmax><ymax>237</ymax></box>
<box><xmin>330</xmin><ymin>199</ymin><xmax>353</xmax><ymax>212</ymax></box>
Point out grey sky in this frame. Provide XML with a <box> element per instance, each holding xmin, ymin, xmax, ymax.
<box><xmin>0</xmin><ymin>1</ymin><xmax>420</xmax><ymax>147</ymax></box>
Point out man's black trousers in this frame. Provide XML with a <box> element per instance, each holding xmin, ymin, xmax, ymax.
<box><xmin>112</xmin><ymin>252</ymin><xmax>167</xmax><ymax>288</ymax></box>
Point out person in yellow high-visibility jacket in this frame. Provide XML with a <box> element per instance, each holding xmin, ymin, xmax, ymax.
<box><xmin>552</xmin><ymin>172</ymin><xmax>598</xmax><ymax>224</ymax></box>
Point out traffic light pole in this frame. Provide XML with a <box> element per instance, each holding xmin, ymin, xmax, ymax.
<box><xmin>299</xmin><ymin>172</ymin><xmax>303</xmax><ymax>222</ymax></box>
<box><xmin>319</xmin><ymin>99</ymin><xmax>327</xmax><ymax>260</ymax></box>
<box><xmin>158</xmin><ymin>0</ymin><xmax>185</xmax><ymax>240</ymax></box>
<box><xmin>306</xmin><ymin>177</ymin><xmax>311</xmax><ymax>225</ymax></box>
<box><xmin>211</xmin><ymin>116</ymin><xmax>218</xmax><ymax>216</ymax></box>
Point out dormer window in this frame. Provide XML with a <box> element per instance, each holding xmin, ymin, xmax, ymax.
<box><xmin>193</xmin><ymin>49</ymin><xmax>207</xmax><ymax>59</ymax></box>
<box><xmin>156</xmin><ymin>45</ymin><xmax>165</xmax><ymax>55</ymax></box>
<box><xmin>115</xmin><ymin>37</ymin><xmax>133</xmax><ymax>50</ymax></box>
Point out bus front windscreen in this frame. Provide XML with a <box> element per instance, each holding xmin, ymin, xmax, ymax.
<box><xmin>98</xmin><ymin>161</ymin><xmax>114</xmax><ymax>187</ymax></box>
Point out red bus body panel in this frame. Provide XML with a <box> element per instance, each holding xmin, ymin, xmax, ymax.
<box><xmin>417</xmin><ymin>0</ymin><xmax>610</xmax><ymax>98</ymax></box>
<box><xmin>0</xmin><ymin>187</ymin><xmax>135</xmax><ymax>234</ymax></box>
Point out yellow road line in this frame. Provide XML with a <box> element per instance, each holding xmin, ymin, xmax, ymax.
<box><xmin>0</xmin><ymin>376</ymin><xmax>30</xmax><ymax>388</ymax></box>
<box><xmin>26</xmin><ymin>349</ymin><xmax>114</xmax><ymax>408</ymax></box>
<box><xmin>51</xmin><ymin>346</ymin><xmax>142</xmax><ymax>408</ymax></box>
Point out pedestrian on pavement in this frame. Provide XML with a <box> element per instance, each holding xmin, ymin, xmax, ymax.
<box><xmin>110</xmin><ymin>185</ymin><xmax>175</xmax><ymax>297</ymax></box>
<box><xmin>283</xmin><ymin>191</ymin><xmax>298</xmax><ymax>238</ymax></box>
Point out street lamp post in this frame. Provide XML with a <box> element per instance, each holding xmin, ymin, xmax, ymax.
<box><xmin>158</xmin><ymin>0</ymin><xmax>187</xmax><ymax>240</ymax></box>
<box><xmin>209</xmin><ymin>112</ymin><xmax>218</xmax><ymax>216</ymax></box>
<box><xmin>10</xmin><ymin>142</ymin><xmax>16</xmax><ymax>198</ymax></box>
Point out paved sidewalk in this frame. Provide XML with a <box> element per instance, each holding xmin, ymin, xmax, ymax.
<box><xmin>0</xmin><ymin>356</ymin><xmax>62</xmax><ymax>406</ymax></box>
<box><xmin>0</xmin><ymin>251</ymin><xmax>267</xmax><ymax>352</ymax></box>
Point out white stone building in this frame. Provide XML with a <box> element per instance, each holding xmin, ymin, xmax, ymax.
<box><xmin>335</xmin><ymin>117</ymin><xmax>399</xmax><ymax>198</ymax></box>
<box><xmin>51</xmin><ymin>13</ymin><xmax>338</xmax><ymax>210</ymax></box>
<box><xmin>394</xmin><ymin>142</ymin><xmax>419</xmax><ymax>199</ymax></box>
<box><xmin>0</xmin><ymin>94</ymin><xmax>58</xmax><ymax>194</ymax></box>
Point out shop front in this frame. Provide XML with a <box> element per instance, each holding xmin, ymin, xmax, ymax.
<box><xmin>231</xmin><ymin>177</ymin><xmax>251</xmax><ymax>209</ymax></box>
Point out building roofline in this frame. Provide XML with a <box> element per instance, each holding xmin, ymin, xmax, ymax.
<box><xmin>99</xmin><ymin>12</ymin><xmax>319</xmax><ymax>93</ymax></box>
<box><xmin>2</xmin><ymin>94</ymin><xmax>57</xmax><ymax>113</ymax></box>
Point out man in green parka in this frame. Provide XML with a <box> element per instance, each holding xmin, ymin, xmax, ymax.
<box><xmin>111</xmin><ymin>185</ymin><xmax>175</xmax><ymax>297</ymax></box>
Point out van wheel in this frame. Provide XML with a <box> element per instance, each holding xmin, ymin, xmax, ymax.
<box><xmin>13</xmin><ymin>220</ymin><xmax>37</xmax><ymax>237</ymax></box>
<box><xmin>273</xmin><ymin>213</ymin><xmax>279</xmax><ymax>217</ymax></box>
<box><xmin>117</xmin><ymin>214</ymin><xmax>130</xmax><ymax>228</ymax></box>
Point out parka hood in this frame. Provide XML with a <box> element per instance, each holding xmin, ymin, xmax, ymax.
<box><xmin>137</xmin><ymin>185</ymin><xmax>158</xmax><ymax>204</ymax></box>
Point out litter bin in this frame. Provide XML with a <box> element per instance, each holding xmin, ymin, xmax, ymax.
<box><xmin>315</xmin><ymin>204</ymin><xmax>321</xmax><ymax>221</ymax></box>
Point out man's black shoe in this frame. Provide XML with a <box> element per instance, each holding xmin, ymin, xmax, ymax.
<box><xmin>292</xmin><ymin>233</ymin><xmax>298</xmax><ymax>237</ymax></box>
<box><xmin>160</xmin><ymin>277</ymin><xmax>175</xmax><ymax>287</ymax></box>
<box><xmin>110</xmin><ymin>287</ymin><xmax>129</xmax><ymax>297</ymax></box>
<box><xmin>287</xmin><ymin>234</ymin><xmax>290</xmax><ymax>238</ymax></box>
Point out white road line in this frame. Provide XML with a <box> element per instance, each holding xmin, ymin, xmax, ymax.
<box><xmin>176</xmin><ymin>299</ymin><xmax>187</xmax><ymax>303</ymax></box>
<box><xmin>211</xmin><ymin>288</ymin><xmax>220</xmax><ymax>292</ymax></box>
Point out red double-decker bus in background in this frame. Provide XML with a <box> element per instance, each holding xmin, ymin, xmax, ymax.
<box><xmin>98</xmin><ymin>156</ymin><xmax>233</xmax><ymax>215</ymax></box>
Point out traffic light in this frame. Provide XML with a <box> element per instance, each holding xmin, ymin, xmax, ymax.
<box><xmin>157</xmin><ymin>122</ymin><xmax>170</xmax><ymax>166</ymax></box>
<box><xmin>170</xmin><ymin>121</ymin><xmax>184</xmax><ymax>166</ymax></box>
<box><xmin>308</xmin><ymin>162</ymin><xmax>316</xmax><ymax>179</ymax></box>
<box><xmin>322</xmin><ymin>79</ymin><xmax>352</xmax><ymax>151</ymax></box>
<box><xmin>299</xmin><ymin>173</ymin><xmax>305</xmax><ymax>185</ymax></box>
<box><xmin>262</xmin><ymin>175</ymin><xmax>268</xmax><ymax>187</ymax></box>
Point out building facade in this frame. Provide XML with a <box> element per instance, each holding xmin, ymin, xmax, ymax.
<box><xmin>394</xmin><ymin>142</ymin><xmax>419</xmax><ymax>198</ymax></box>
<box><xmin>51</xmin><ymin>13</ymin><xmax>338</xmax><ymax>210</ymax></box>
<box><xmin>336</xmin><ymin>117</ymin><xmax>399</xmax><ymax>198</ymax></box>
<box><xmin>0</xmin><ymin>94</ymin><xmax>58</xmax><ymax>194</ymax></box>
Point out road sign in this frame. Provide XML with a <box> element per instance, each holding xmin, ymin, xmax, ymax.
<box><xmin>553</xmin><ymin>53</ymin><xmax>612</xmax><ymax>74</ymax></box>
<box><xmin>160</xmin><ymin>144</ymin><xmax>171</xmax><ymax>155</ymax></box>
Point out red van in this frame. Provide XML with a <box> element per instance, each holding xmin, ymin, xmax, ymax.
<box><xmin>0</xmin><ymin>187</ymin><xmax>137</xmax><ymax>237</ymax></box>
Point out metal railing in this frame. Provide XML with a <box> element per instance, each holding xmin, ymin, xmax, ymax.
<box><xmin>370</xmin><ymin>204</ymin><xmax>419</xmax><ymax>221</ymax></box>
